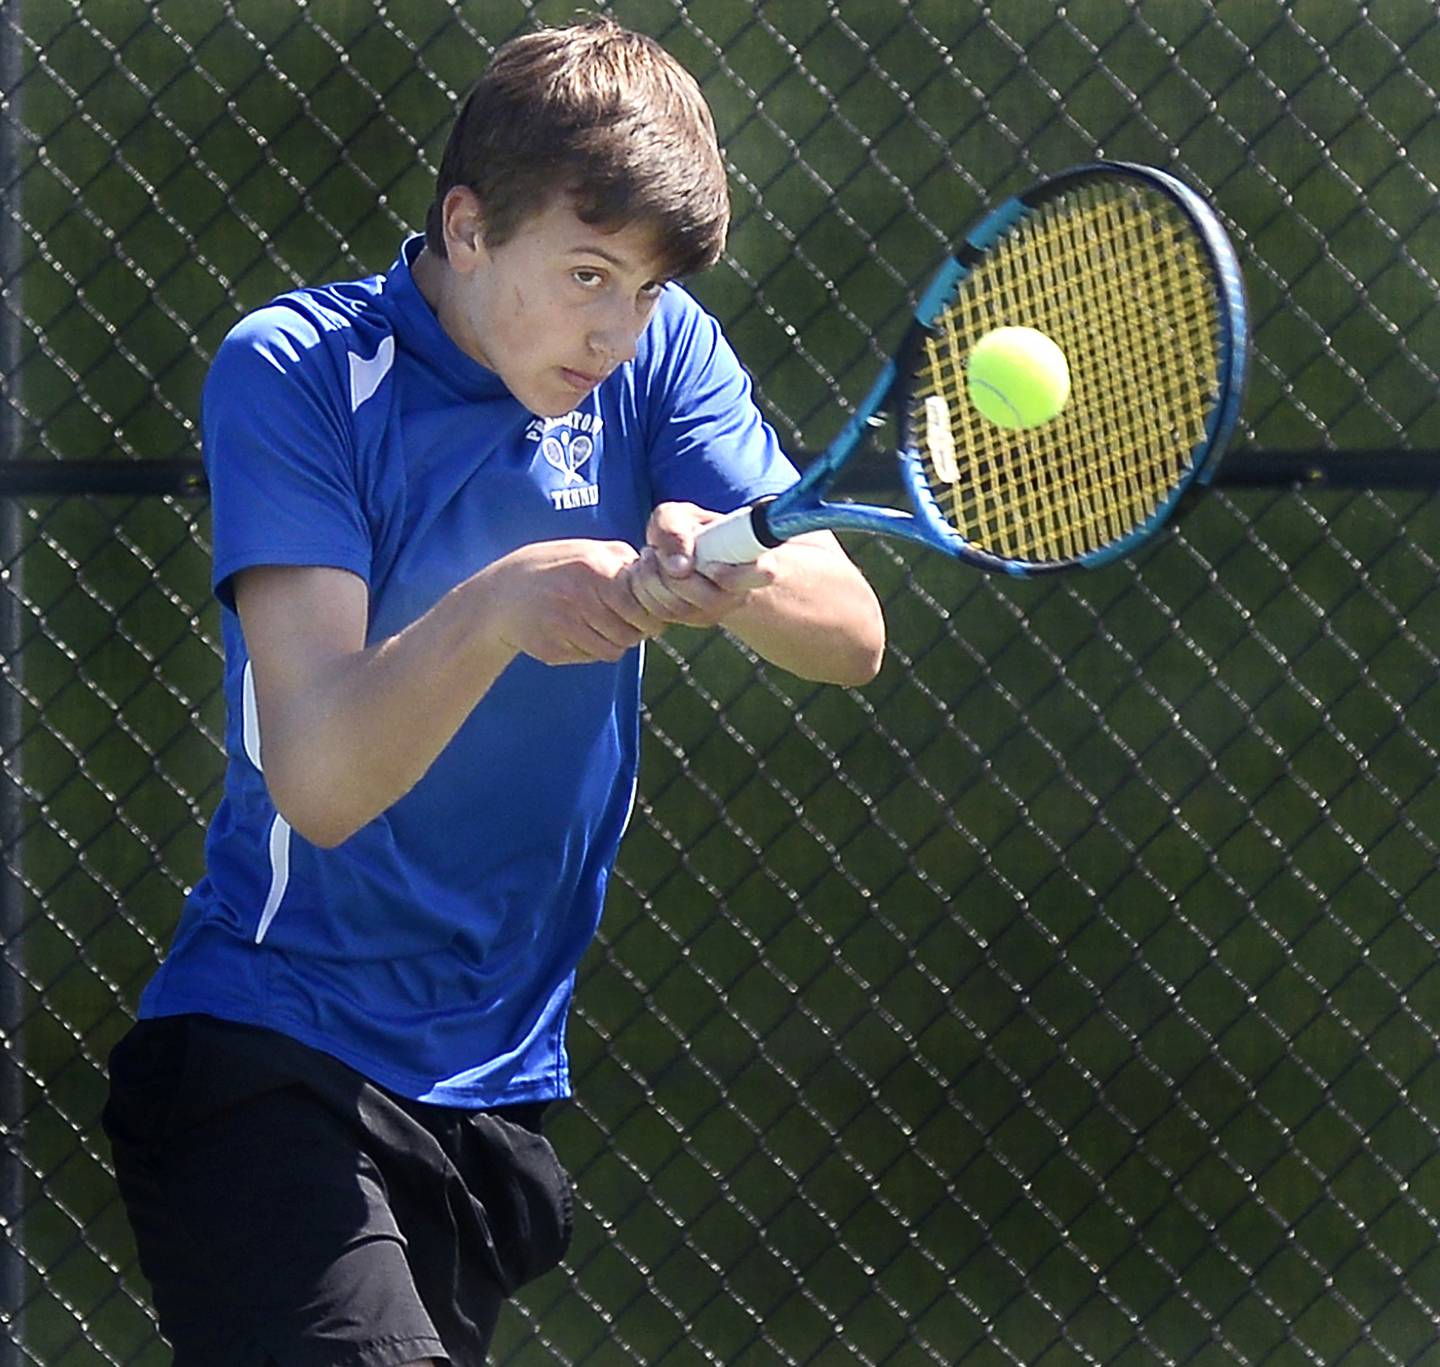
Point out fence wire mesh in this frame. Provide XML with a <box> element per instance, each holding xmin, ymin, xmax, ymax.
<box><xmin>2</xmin><ymin>2</ymin><xmax>1439</xmax><ymax>1364</ymax></box>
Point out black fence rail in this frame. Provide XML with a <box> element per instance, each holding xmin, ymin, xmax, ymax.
<box><xmin>2</xmin><ymin>3</ymin><xmax>1438</xmax><ymax>1364</ymax></box>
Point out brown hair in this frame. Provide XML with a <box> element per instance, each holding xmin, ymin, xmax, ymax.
<box><xmin>425</xmin><ymin>19</ymin><xmax>729</xmax><ymax>279</ymax></box>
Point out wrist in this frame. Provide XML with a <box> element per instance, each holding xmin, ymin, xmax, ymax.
<box><xmin>450</xmin><ymin>562</ymin><xmax>525</xmax><ymax>671</ymax></box>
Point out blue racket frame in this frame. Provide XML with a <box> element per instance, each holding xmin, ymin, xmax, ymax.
<box><xmin>759</xmin><ymin>161</ymin><xmax>1250</xmax><ymax>575</ymax></box>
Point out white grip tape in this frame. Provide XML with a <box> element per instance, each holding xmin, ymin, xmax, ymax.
<box><xmin>693</xmin><ymin>504</ymin><xmax>770</xmax><ymax>568</ymax></box>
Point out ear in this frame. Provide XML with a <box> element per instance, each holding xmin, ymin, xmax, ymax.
<box><xmin>440</xmin><ymin>186</ymin><xmax>488</xmax><ymax>271</ymax></box>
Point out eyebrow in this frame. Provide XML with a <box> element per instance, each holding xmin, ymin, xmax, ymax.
<box><xmin>568</xmin><ymin>243</ymin><xmax>666</xmax><ymax>279</ymax></box>
<box><xmin>567</xmin><ymin>243</ymin><xmax>624</xmax><ymax>262</ymax></box>
<box><xmin>570</xmin><ymin>245</ymin><xmax>630</xmax><ymax>267</ymax></box>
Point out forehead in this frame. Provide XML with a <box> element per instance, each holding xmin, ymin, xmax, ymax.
<box><xmin>517</xmin><ymin>196</ymin><xmax>671</xmax><ymax>276</ymax></box>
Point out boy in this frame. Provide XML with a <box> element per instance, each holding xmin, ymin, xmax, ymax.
<box><xmin>103</xmin><ymin>18</ymin><xmax>884</xmax><ymax>1366</ymax></box>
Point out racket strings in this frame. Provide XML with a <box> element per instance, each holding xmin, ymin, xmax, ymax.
<box><xmin>917</xmin><ymin>184</ymin><xmax>1221</xmax><ymax>564</ymax></box>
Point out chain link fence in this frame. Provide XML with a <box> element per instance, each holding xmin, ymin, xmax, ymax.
<box><xmin>2</xmin><ymin>1</ymin><xmax>1438</xmax><ymax>1363</ymax></box>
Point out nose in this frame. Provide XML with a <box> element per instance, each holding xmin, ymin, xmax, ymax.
<box><xmin>587</xmin><ymin>301</ymin><xmax>647</xmax><ymax>367</ymax></box>
<box><xmin>587</xmin><ymin>327</ymin><xmax>639</xmax><ymax>369</ymax></box>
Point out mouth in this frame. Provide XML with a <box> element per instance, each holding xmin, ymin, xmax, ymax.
<box><xmin>560</xmin><ymin>366</ymin><xmax>605</xmax><ymax>392</ymax></box>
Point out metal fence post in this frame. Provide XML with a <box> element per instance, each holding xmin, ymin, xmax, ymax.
<box><xmin>0</xmin><ymin>0</ymin><xmax>25</xmax><ymax>1360</ymax></box>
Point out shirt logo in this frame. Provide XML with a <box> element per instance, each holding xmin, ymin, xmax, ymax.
<box><xmin>543</xmin><ymin>432</ymin><xmax>592</xmax><ymax>485</ymax></box>
<box><xmin>528</xmin><ymin>413</ymin><xmax>602</xmax><ymax>511</ymax></box>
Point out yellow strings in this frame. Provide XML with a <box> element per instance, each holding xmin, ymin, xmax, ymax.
<box><xmin>916</xmin><ymin>184</ymin><xmax>1220</xmax><ymax>564</ymax></box>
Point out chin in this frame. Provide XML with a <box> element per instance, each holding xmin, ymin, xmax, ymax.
<box><xmin>527</xmin><ymin>391</ymin><xmax>583</xmax><ymax>419</ymax></box>
<box><xmin>511</xmin><ymin>370</ymin><xmax>595</xmax><ymax>418</ymax></box>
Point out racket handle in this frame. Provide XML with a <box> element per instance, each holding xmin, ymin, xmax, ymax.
<box><xmin>693</xmin><ymin>499</ymin><xmax>780</xmax><ymax>569</ymax></box>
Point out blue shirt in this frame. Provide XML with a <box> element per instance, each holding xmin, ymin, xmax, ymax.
<box><xmin>139</xmin><ymin>235</ymin><xmax>796</xmax><ymax>1106</ymax></box>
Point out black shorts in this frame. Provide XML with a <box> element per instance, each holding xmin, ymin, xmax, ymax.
<box><xmin>102</xmin><ymin>1014</ymin><xmax>574</xmax><ymax>1367</ymax></box>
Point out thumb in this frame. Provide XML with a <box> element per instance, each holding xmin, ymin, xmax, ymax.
<box><xmin>646</xmin><ymin>504</ymin><xmax>700</xmax><ymax>577</ymax></box>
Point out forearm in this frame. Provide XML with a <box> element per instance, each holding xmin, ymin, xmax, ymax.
<box><xmin>723</xmin><ymin>538</ymin><xmax>886</xmax><ymax>685</ymax></box>
<box><xmin>631</xmin><ymin>509</ymin><xmax>886</xmax><ymax>685</ymax></box>
<box><xmin>238</xmin><ymin>539</ymin><xmax>660</xmax><ymax>848</ymax></box>
<box><xmin>252</xmin><ymin>572</ymin><xmax>518</xmax><ymax>848</ymax></box>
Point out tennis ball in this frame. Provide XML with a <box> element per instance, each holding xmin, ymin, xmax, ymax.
<box><xmin>966</xmin><ymin>326</ymin><xmax>1071</xmax><ymax>429</ymax></box>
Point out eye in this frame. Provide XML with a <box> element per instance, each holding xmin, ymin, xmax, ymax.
<box><xmin>639</xmin><ymin>280</ymin><xmax>665</xmax><ymax>302</ymax></box>
<box><xmin>572</xmin><ymin>268</ymin><xmax>606</xmax><ymax>289</ymax></box>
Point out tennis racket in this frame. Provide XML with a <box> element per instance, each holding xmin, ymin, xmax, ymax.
<box><xmin>694</xmin><ymin>161</ymin><xmax>1248</xmax><ymax>576</ymax></box>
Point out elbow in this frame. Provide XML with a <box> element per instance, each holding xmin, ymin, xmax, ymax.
<box><xmin>854</xmin><ymin>598</ymin><xmax>888</xmax><ymax>683</ymax></box>
<box><xmin>274</xmin><ymin>800</ymin><xmax>360</xmax><ymax>851</ymax></box>
<box><xmin>840</xmin><ymin>632</ymin><xmax>886</xmax><ymax>687</ymax></box>
<box><xmin>823</xmin><ymin>607</ymin><xmax>887</xmax><ymax>687</ymax></box>
<box><xmin>854</xmin><ymin>641</ymin><xmax>886</xmax><ymax>686</ymax></box>
<box><xmin>831</xmin><ymin>572</ymin><xmax>886</xmax><ymax>687</ymax></box>
<box><xmin>265</xmin><ymin>773</ymin><xmax>367</xmax><ymax>850</ymax></box>
<box><xmin>291</xmin><ymin>816</ymin><xmax>360</xmax><ymax>851</ymax></box>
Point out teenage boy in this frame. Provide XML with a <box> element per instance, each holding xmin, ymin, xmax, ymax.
<box><xmin>104</xmin><ymin>18</ymin><xmax>884</xmax><ymax>1367</ymax></box>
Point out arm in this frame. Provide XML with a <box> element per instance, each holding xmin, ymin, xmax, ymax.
<box><xmin>236</xmin><ymin>538</ymin><xmax>663</xmax><ymax>849</ymax></box>
<box><xmin>627</xmin><ymin>502</ymin><xmax>885</xmax><ymax>686</ymax></box>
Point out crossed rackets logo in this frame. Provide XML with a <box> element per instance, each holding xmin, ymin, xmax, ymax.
<box><xmin>539</xmin><ymin>427</ymin><xmax>601</xmax><ymax>510</ymax></box>
<box><xmin>542</xmin><ymin>431</ymin><xmax>594</xmax><ymax>485</ymax></box>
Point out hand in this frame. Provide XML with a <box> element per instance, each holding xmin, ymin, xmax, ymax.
<box><xmin>626</xmin><ymin>502</ymin><xmax>776</xmax><ymax>628</ymax></box>
<box><xmin>482</xmin><ymin>538</ymin><xmax>668</xmax><ymax>665</ymax></box>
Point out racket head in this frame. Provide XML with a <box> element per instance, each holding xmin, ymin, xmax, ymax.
<box><xmin>884</xmin><ymin>161</ymin><xmax>1250</xmax><ymax>574</ymax></box>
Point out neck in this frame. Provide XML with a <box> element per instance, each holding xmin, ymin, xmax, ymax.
<box><xmin>411</xmin><ymin>244</ymin><xmax>445</xmax><ymax>314</ymax></box>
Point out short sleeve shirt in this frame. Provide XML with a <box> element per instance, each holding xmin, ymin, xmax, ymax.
<box><xmin>139</xmin><ymin>236</ymin><xmax>797</xmax><ymax>1106</ymax></box>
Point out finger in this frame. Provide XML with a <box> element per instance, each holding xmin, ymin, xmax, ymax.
<box><xmin>696</xmin><ymin>560</ymin><xmax>774</xmax><ymax>594</ymax></box>
<box><xmin>529</xmin><ymin>640</ymin><xmax>596</xmax><ymax>667</ymax></box>
<box><xmin>553</xmin><ymin>624</ymin><xmax>636</xmax><ymax>663</ymax></box>
<box><xmin>603</xmin><ymin>573</ymin><xmax>665</xmax><ymax>634</ymax></box>
<box><xmin>645</xmin><ymin>502</ymin><xmax>702</xmax><ymax>576</ymax></box>
<box><xmin>628</xmin><ymin>550</ymin><xmax>695</xmax><ymax>619</ymax></box>
<box><xmin>632</xmin><ymin>584</ymin><xmax>691</xmax><ymax>624</ymax></box>
<box><xmin>587</xmin><ymin>607</ymin><xmax>653</xmax><ymax>653</ymax></box>
<box><xmin>651</xmin><ymin>566</ymin><xmax>735</xmax><ymax>615</ymax></box>
<box><xmin>540</xmin><ymin>595</ymin><xmax>650</xmax><ymax>660</ymax></box>
<box><xmin>573</xmin><ymin>548</ymin><xmax>664</xmax><ymax>644</ymax></box>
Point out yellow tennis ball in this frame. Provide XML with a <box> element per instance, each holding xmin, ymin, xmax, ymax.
<box><xmin>966</xmin><ymin>326</ymin><xmax>1071</xmax><ymax>429</ymax></box>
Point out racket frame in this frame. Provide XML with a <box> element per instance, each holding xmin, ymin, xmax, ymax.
<box><xmin>698</xmin><ymin>161</ymin><xmax>1248</xmax><ymax>575</ymax></box>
